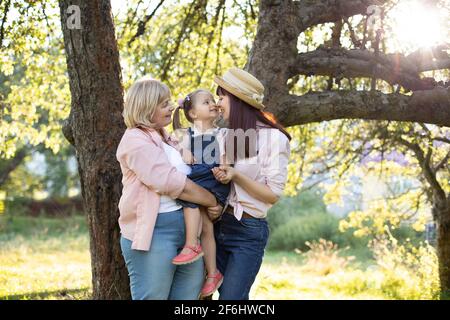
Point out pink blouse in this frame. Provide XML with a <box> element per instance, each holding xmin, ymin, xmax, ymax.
<box><xmin>225</xmin><ymin>123</ymin><xmax>291</xmax><ymax>219</ymax></box>
<box><xmin>116</xmin><ymin>127</ymin><xmax>187</xmax><ymax>251</ymax></box>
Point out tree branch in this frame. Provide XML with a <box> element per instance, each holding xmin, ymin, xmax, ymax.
<box><xmin>197</xmin><ymin>0</ymin><xmax>225</xmax><ymax>85</ymax></box>
<box><xmin>294</xmin><ymin>0</ymin><xmax>388</xmax><ymax>32</ymax></box>
<box><xmin>0</xmin><ymin>148</ymin><xmax>28</xmax><ymax>186</ymax></box>
<box><xmin>127</xmin><ymin>0</ymin><xmax>165</xmax><ymax>46</ymax></box>
<box><xmin>160</xmin><ymin>0</ymin><xmax>205</xmax><ymax>81</ymax></box>
<box><xmin>291</xmin><ymin>46</ymin><xmax>450</xmax><ymax>91</ymax></box>
<box><xmin>117</xmin><ymin>0</ymin><xmax>144</xmax><ymax>40</ymax></box>
<box><xmin>433</xmin><ymin>137</ymin><xmax>450</xmax><ymax>144</ymax></box>
<box><xmin>392</xmin><ymin>135</ymin><xmax>446</xmax><ymax>202</ymax></box>
<box><xmin>434</xmin><ymin>150</ymin><xmax>450</xmax><ymax>173</ymax></box>
<box><xmin>0</xmin><ymin>0</ymin><xmax>11</xmax><ymax>49</ymax></box>
<box><xmin>276</xmin><ymin>87</ymin><xmax>450</xmax><ymax>127</ymax></box>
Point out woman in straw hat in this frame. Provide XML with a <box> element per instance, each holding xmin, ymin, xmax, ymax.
<box><xmin>210</xmin><ymin>67</ymin><xmax>291</xmax><ymax>300</ymax></box>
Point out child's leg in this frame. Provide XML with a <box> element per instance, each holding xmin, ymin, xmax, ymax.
<box><xmin>200</xmin><ymin>207</ymin><xmax>218</xmax><ymax>276</ymax></box>
<box><xmin>180</xmin><ymin>207</ymin><xmax>202</xmax><ymax>254</ymax></box>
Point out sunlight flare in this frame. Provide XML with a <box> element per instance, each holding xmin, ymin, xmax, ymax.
<box><xmin>389</xmin><ymin>0</ymin><xmax>448</xmax><ymax>50</ymax></box>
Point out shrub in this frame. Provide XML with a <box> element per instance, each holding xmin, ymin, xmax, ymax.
<box><xmin>268</xmin><ymin>213</ymin><xmax>340</xmax><ymax>251</ymax></box>
<box><xmin>370</xmin><ymin>236</ymin><xmax>440</xmax><ymax>300</ymax></box>
<box><xmin>267</xmin><ymin>188</ymin><xmax>328</xmax><ymax>230</ymax></box>
<box><xmin>5</xmin><ymin>196</ymin><xmax>84</xmax><ymax>217</ymax></box>
<box><xmin>268</xmin><ymin>189</ymin><xmax>368</xmax><ymax>251</ymax></box>
<box><xmin>297</xmin><ymin>239</ymin><xmax>355</xmax><ymax>276</ymax></box>
<box><xmin>320</xmin><ymin>236</ymin><xmax>440</xmax><ymax>299</ymax></box>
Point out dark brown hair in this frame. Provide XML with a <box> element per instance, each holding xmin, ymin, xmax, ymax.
<box><xmin>216</xmin><ymin>86</ymin><xmax>291</xmax><ymax>161</ymax></box>
<box><xmin>172</xmin><ymin>89</ymin><xmax>210</xmax><ymax>131</ymax></box>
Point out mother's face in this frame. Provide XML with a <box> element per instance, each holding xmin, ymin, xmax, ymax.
<box><xmin>217</xmin><ymin>93</ymin><xmax>230</xmax><ymax>121</ymax></box>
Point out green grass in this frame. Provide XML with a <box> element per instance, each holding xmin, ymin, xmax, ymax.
<box><xmin>249</xmin><ymin>248</ymin><xmax>384</xmax><ymax>300</ymax></box>
<box><xmin>0</xmin><ymin>213</ymin><xmax>415</xmax><ymax>300</ymax></box>
<box><xmin>0</xmin><ymin>214</ymin><xmax>91</xmax><ymax>300</ymax></box>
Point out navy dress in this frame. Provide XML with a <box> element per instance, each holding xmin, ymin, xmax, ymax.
<box><xmin>177</xmin><ymin>127</ymin><xmax>230</xmax><ymax>208</ymax></box>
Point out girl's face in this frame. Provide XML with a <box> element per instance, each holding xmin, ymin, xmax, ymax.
<box><xmin>151</xmin><ymin>97</ymin><xmax>175</xmax><ymax>129</ymax></box>
<box><xmin>189</xmin><ymin>91</ymin><xmax>218</xmax><ymax>122</ymax></box>
<box><xmin>217</xmin><ymin>93</ymin><xmax>230</xmax><ymax>120</ymax></box>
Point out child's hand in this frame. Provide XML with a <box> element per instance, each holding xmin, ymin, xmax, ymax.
<box><xmin>212</xmin><ymin>166</ymin><xmax>234</xmax><ymax>184</ymax></box>
<box><xmin>181</xmin><ymin>149</ymin><xmax>196</xmax><ymax>165</ymax></box>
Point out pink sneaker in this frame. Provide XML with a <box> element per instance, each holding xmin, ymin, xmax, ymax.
<box><xmin>200</xmin><ymin>270</ymin><xmax>224</xmax><ymax>298</ymax></box>
<box><xmin>172</xmin><ymin>244</ymin><xmax>204</xmax><ymax>265</ymax></box>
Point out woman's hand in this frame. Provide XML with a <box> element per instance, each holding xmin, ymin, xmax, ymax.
<box><xmin>212</xmin><ymin>166</ymin><xmax>235</xmax><ymax>184</ymax></box>
<box><xmin>207</xmin><ymin>203</ymin><xmax>223</xmax><ymax>222</ymax></box>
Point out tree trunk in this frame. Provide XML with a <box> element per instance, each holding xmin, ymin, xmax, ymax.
<box><xmin>434</xmin><ymin>198</ymin><xmax>450</xmax><ymax>299</ymax></box>
<box><xmin>0</xmin><ymin>148</ymin><xmax>28</xmax><ymax>186</ymax></box>
<box><xmin>58</xmin><ymin>0</ymin><xmax>130</xmax><ymax>299</ymax></box>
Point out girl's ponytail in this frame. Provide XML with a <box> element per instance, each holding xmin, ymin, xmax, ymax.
<box><xmin>171</xmin><ymin>92</ymin><xmax>200</xmax><ymax>131</ymax></box>
<box><xmin>172</xmin><ymin>102</ymin><xmax>183</xmax><ymax>131</ymax></box>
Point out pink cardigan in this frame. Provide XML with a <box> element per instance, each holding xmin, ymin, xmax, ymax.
<box><xmin>116</xmin><ymin>127</ymin><xmax>187</xmax><ymax>251</ymax></box>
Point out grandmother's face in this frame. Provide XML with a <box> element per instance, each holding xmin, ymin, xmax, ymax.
<box><xmin>151</xmin><ymin>97</ymin><xmax>175</xmax><ymax>129</ymax></box>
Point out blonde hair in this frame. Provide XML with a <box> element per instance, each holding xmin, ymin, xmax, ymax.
<box><xmin>123</xmin><ymin>79</ymin><xmax>171</xmax><ymax>129</ymax></box>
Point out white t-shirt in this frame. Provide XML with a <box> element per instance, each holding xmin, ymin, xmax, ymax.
<box><xmin>158</xmin><ymin>142</ymin><xmax>192</xmax><ymax>213</ymax></box>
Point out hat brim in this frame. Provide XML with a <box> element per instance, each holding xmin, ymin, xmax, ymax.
<box><xmin>214</xmin><ymin>76</ymin><xmax>265</xmax><ymax>110</ymax></box>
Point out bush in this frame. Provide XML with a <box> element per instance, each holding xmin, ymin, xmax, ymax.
<box><xmin>4</xmin><ymin>196</ymin><xmax>84</xmax><ymax>217</ymax></box>
<box><xmin>267</xmin><ymin>189</ymin><xmax>368</xmax><ymax>251</ymax></box>
<box><xmin>268</xmin><ymin>213</ymin><xmax>339</xmax><ymax>251</ymax></box>
<box><xmin>391</xmin><ymin>225</ymin><xmax>425</xmax><ymax>246</ymax></box>
<box><xmin>267</xmin><ymin>188</ymin><xmax>328</xmax><ymax>230</ymax></box>
<box><xmin>298</xmin><ymin>239</ymin><xmax>355</xmax><ymax>276</ymax></box>
<box><xmin>370</xmin><ymin>236</ymin><xmax>440</xmax><ymax>300</ymax></box>
<box><xmin>317</xmin><ymin>237</ymin><xmax>440</xmax><ymax>300</ymax></box>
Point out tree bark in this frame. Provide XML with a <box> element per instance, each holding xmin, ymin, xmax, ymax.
<box><xmin>279</xmin><ymin>88</ymin><xmax>450</xmax><ymax>127</ymax></box>
<box><xmin>434</xmin><ymin>198</ymin><xmax>450</xmax><ymax>298</ymax></box>
<box><xmin>58</xmin><ymin>0</ymin><xmax>130</xmax><ymax>299</ymax></box>
<box><xmin>292</xmin><ymin>46</ymin><xmax>450</xmax><ymax>91</ymax></box>
<box><xmin>0</xmin><ymin>148</ymin><xmax>27</xmax><ymax>187</ymax></box>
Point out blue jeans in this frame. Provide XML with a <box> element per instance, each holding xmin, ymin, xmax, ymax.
<box><xmin>120</xmin><ymin>208</ymin><xmax>204</xmax><ymax>300</ymax></box>
<box><xmin>214</xmin><ymin>212</ymin><xmax>269</xmax><ymax>300</ymax></box>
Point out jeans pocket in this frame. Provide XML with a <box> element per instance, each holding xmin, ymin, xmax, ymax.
<box><xmin>239</xmin><ymin>217</ymin><xmax>261</xmax><ymax>228</ymax></box>
<box><xmin>239</xmin><ymin>218</ymin><xmax>268</xmax><ymax>243</ymax></box>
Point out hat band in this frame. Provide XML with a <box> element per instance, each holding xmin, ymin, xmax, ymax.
<box><xmin>220</xmin><ymin>76</ymin><xmax>264</xmax><ymax>105</ymax></box>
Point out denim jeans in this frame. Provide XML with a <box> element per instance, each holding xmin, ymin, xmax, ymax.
<box><xmin>214</xmin><ymin>212</ymin><xmax>269</xmax><ymax>300</ymax></box>
<box><xmin>120</xmin><ymin>208</ymin><xmax>204</xmax><ymax>300</ymax></box>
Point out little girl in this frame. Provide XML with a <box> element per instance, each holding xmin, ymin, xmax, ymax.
<box><xmin>171</xmin><ymin>89</ymin><xmax>230</xmax><ymax>298</ymax></box>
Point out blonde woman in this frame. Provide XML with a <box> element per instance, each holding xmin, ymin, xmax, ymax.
<box><xmin>116</xmin><ymin>79</ymin><xmax>222</xmax><ymax>300</ymax></box>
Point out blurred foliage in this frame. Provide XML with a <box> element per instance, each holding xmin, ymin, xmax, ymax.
<box><xmin>0</xmin><ymin>1</ymin><xmax>69</xmax><ymax>157</ymax></box>
<box><xmin>268</xmin><ymin>188</ymin><xmax>425</xmax><ymax>252</ymax></box>
<box><xmin>0</xmin><ymin>0</ymin><xmax>255</xmax><ymax>195</ymax></box>
<box><xmin>297</xmin><ymin>239</ymin><xmax>356</xmax><ymax>276</ymax></box>
<box><xmin>370</xmin><ymin>235</ymin><xmax>440</xmax><ymax>299</ymax></box>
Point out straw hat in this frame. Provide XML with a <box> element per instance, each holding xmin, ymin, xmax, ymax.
<box><xmin>214</xmin><ymin>67</ymin><xmax>266</xmax><ymax>110</ymax></box>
